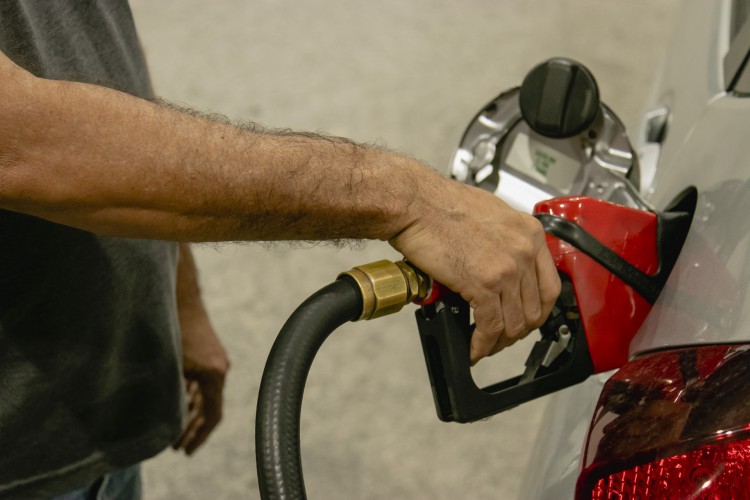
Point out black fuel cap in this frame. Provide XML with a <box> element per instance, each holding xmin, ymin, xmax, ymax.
<box><xmin>519</xmin><ymin>58</ymin><xmax>600</xmax><ymax>139</ymax></box>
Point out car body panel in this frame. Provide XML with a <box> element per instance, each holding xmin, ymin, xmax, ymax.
<box><xmin>519</xmin><ymin>372</ymin><xmax>612</xmax><ymax>498</ymax></box>
<box><xmin>518</xmin><ymin>0</ymin><xmax>750</xmax><ymax>497</ymax></box>
<box><xmin>633</xmin><ymin>96</ymin><xmax>750</xmax><ymax>353</ymax></box>
<box><xmin>634</xmin><ymin>0</ymin><xmax>750</xmax><ymax>351</ymax></box>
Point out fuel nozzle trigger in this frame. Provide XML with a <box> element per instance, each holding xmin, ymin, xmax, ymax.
<box><xmin>415</xmin><ymin>276</ymin><xmax>594</xmax><ymax>423</ymax></box>
<box><xmin>520</xmin><ymin>306</ymin><xmax>571</xmax><ymax>384</ymax></box>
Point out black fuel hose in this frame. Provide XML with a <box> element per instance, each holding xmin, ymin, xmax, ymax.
<box><xmin>256</xmin><ymin>278</ymin><xmax>362</xmax><ymax>500</ymax></box>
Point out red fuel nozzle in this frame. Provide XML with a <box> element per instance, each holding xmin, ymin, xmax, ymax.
<box><xmin>534</xmin><ymin>196</ymin><xmax>659</xmax><ymax>373</ymax></box>
<box><xmin>415</xmin><ymin>194</ymin><xmax>693</xmax><ymax>423</ymax></box>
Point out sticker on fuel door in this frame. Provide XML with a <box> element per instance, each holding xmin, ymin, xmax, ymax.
<box><xmin>504</xmin><ymin>131</ymin><xmax>580</xmax><ymax>194</ymax></box>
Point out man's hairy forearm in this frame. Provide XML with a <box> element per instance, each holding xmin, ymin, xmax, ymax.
<box><xmin>0</xmin><ymin>56</ymin><xmax>432</xmax><ymax>242</ymax></box>
<box><xmin>0</xmin><ymin>53</ymin><xmax>562</xmax><ymax>364</ymax></box>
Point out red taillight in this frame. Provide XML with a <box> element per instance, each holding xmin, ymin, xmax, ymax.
<box><xmin>577</xmin><ymin>345</ymin><xmax>750</xmax><ymax>499</ymax></box>
<box><xmin>589</xmin><ymin>436</ymin><xmax>750</xmax><ymax>499</ymax></box>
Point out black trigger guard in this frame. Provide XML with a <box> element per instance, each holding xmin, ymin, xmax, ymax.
<box><xmin>415</xmin><ymin>283</ymin><xmax>593</xmax><ymax>423</ymax></box>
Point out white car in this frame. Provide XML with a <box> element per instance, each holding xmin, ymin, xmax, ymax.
<box><xmin>456</xmin><ymin>1</ymin><xmax>750</xmax><ymax>497</ymax></box>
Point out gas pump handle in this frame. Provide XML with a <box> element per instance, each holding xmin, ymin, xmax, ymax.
<box><xmin>415</xmin><ymin>283</ymin><xmax>592</xmax><ymax>423</ymax></box>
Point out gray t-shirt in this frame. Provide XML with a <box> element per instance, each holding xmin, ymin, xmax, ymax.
<box><xmin>0</xmin><ymin>2</ymin><xmax>183</xmax><ymax>497</ymax></box>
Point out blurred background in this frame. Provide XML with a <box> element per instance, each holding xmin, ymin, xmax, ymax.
<box><xmin>131</xmin><ymin>1</ymin><xmax>680</xmax><ymax>498</ymax></box>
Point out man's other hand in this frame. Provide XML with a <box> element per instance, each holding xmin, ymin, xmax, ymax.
<box><xmin>174</xmin><ymin>244</ymin><xmax>230</xmax><ymax>455</ymax></box>
<box><xmin>175</xmin><ymin>329</ymin><xmax>229</xmax><ymax>456</ymax></box>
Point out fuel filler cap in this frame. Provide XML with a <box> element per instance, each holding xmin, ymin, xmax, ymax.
<box><xmin>519</xmin><ymin>57</ymin><xmax>600</xmax><ymax>138</ymax></box>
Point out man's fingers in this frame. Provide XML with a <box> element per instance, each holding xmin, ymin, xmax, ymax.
<box><xmin>471</xmin><ymin>281</ymin><xmax>528</xmax><ymax>363</ymax></box>
<box><xmin>179</xmin><ymin>414</ymin><xmax>206</xmax><ymax>455</ymax></box>
<box><xmin>479</xmin><ymin>281</ymin><xmax>526</xmax><ymax>358</ymax></box>
<box><xmin>187</xmin><ymin>379</ymin><xmax>200</xmax><ymax>405</ymax></box>
<box><xmin>471</xmin><ymin>265</ymin><xmax>551</xmax><ymax>362</ymax></box>
<box><xmin>501</xmin><ymin>280</ymin><xmax>527</xmax><ymax>341</ymax></box>
<box><xmin>535</xmin><ymin>245</ymin><xmax>562</xmax><ymax>319</ymax></box>
<box><xmin>190</xmin><ymin>380</ymin><xmax>224</xmax><ymax>453</ymax></box>
<box><xmin>173</xmin><ymin>380</ymin><xmax>200</xmax><ymax>450</ymax></box>
<box><xmin>184</xmin><ymin>425</ymin><xmax>209</xmax><ymax>455</ymax></box>
<box><xmin>519</xmin><ymin>269</ymin><xmax>543</xmax><ymax>330</ymax></box>
<box><xmin>175</xmin><ymin>381</ymin><xmax>204</xmax><ymax>452</ymax></box>
<box><xmin>489</xmin><ymin>335</ymin><xmax>519</xmax><ymax>356</ymax></box>
<box><xmin>181</xmin><ymin>377</ymin><xmax>225</xmax><ymax>455</ymax></box>
<box><xmin>470</xmin><ymin>297</ymin><xmax>504</xmax><ymax>365</ymax></box>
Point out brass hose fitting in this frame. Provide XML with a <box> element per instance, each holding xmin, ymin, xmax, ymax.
<box><xmin>338</xmin><ymin>260</ymin><xmax>430</xmax><ymax>321</ymax></box>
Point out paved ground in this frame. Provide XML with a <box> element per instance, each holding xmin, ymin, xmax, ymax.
<box><xmin>131</xmin><ymin>1</ymin><xmax>680</xmax><ymax>498</ymax></box>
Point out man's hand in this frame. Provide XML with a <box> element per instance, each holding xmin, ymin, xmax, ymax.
<box><xmin>176</xmin><ymin>348</ymin><xmax>228</xmax><ymax>455</ymax></box>
<box><xmin>390</xmin><ymin>174</ymin><xmax>561</xmax><ymax>365</ymax></box>
<box><xmin>173</xmin><ymin>244</ymin><xmax>230</xmax><ymax>456</ymax></box>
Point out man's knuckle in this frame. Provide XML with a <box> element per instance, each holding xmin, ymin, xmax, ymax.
<box><xmin>525</xmin><ymin>215</ymin><xmax>544</xmax><ymax>235</ymax></box>
<box><xmin>474</xmin><ymin>273</ymin><xmax>496</xmax><ymax>291</ymax></box>
<box><xmin>473</xmin><ymin>259</ymin><xmax>523</xmax><ymax>293</ymax></box>
<box><xmin>476</xmin><ymin>316</ymin><xmax>504</xmax><ymax>337</ymax></box>
<box><xmin>543</xmin><ymin>276</ymin><xmax>562</xmax><ymax>303</ymax></box>
<box><xmin>476</xmin><ymin>271</ymin><xmax>504</xmax><ymax>293</ymax></box>
<box><xmin>496</xmin><ymin>261</ymin><xmax>518</xmax><ymax>282</ymax></box>
<box><xmin>526</xmin><ymin>304</ymin><xmax>543</xmax><ymax>325</ymax></box>
<box><xmin>488</xmin><ymin>319</ymin><xmax>505</xmax><ymax>335</ymax></box>
<box><xmin>519</xmin><ymin>239</ymin><xmax>536</xmax><ymax>261</ymax></box>
<box><xmin>528</xmin><ymin>316</ymin><xmax>545</xmax><ymax>330</ymax></box>
<box><xmin>506</xmin><ymin>320</ymin><xmax>526</xmax><ymax>339</ymax></box>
